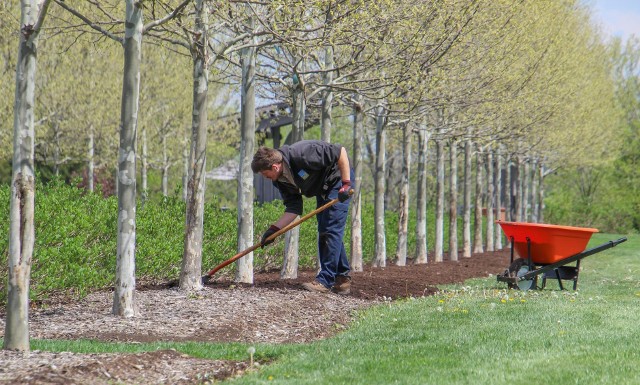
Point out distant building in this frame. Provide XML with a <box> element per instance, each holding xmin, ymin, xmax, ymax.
<box><xmin>206</xmin><ymin>102</ymin><xmax>318</xmax><ymax>204</ymax></box>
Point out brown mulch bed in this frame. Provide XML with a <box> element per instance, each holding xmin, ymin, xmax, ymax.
<box><xmin>0</xmin><ymin>249</ymin><xmax>511</xmax><ymax>384</ymax></box>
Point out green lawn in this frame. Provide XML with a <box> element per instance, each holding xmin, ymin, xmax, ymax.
<box><xmin>11</xmin><ymin>233</ymin><xmax>640</xmax><ymax>384</ymax></box>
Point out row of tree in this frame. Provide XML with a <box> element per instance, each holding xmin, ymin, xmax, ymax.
<box><xmin>2</xmin><ymin>0</ymin><xmax>625</xmax><ymax>351</ymax></box>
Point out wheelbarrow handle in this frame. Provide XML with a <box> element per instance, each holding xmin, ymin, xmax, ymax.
<box><xmin>202</xmin><ymin>189</ymin><xmax>354</xmax><ymax>281</ymax></box>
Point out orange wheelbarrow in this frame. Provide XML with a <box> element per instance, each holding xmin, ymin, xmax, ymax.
<box><xmin>496</xmin><ymin>221</ymin><xmax>627</xmax><ymax>290</ymax></box>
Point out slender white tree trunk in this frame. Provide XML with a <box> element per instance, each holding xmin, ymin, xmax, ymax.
<box><xmin>516</xmin><ymin>156</ymin><xmax>524</xmax><ymax>222</ymax></box>
<box><xmin>4</xmin><ymin>0</ymin><xmax>51</xmax><ymax>352</ymax></box>
<box><xmin>529</xmin><ymin>159</ymin><xmax>538</xmax><ymax>223</ymax></box>
<box><xmin>113</xmin><ymin>0</ymin><xmax>142</xmax><ymax>317</ymax></box>
<box><xmin>523</xmin><ymin>157</ymin><xmax>531</xmax><ymax>222</ymax></box>
<box><xmin>141</xmin><ymin>124</ymin><xmax>148</xmax><ymax>197</ymax></box>
<box><xmin>281</xmin><ymin>76</ymin><xmax>305</xmax><ymax>278</ymax></box>
<box><xmin>320</xmin><ymin>41</ymin><xmax>333</xmax><ymax>142</ymax></box>
<box><xmin>88</xmin><ymin>124</ymin><xmax>94</xmax><ymax>192</ymax></box>
<box><xmin>161</xmin><ymin>134</ymin><xmax>169</xmax><ymax>197</ymax></box>
<box><xmin>182</xmin><ymin>127</ymin><xmax>188</xmax><ymax>202</ymax></box>
<box><xmin>473</xmin><ymin>147</ymin><xmax>484</xmax><ymax>253</ymax></box>
<box><xmin>180</xmin><ymin>0</ymin><xmax>208</xmax><ymax>292</ymax></box>
<box><xmin>236</xmin><ymin>26</ymin><xmax>256</xmax><ymax>284</ymax></box>
<box><xmin>372</xmin><ymin>104</ymin><xmax>387</xmax><ymax>268</ymax></box>
<box><xmin>350</xmin><ymin>96</ymin><xmax>364</xmax><ymax>271</ymax></box>
<box><xmin>538</xmin><ymin>163</ymin><xmax>545</xmax><ymax>222</ymax></box>
<box><xmin>415</xmin><ymin>125</ymin><xmax>430</xmax><ymax>264</ymax></box>
<box><xmin>395</xmin><ymin>123</ymin><xmax>411</xmax><ymax>266</ymax></box>
<box><xmin>281</xmin><ymin>227</ymin><xmax>300</xmax><ymax>278</ymax></box>
<box><xmin>506</xmin><ymin>158</ymin><xmax>514</xmax><ymax>221</ymax></box>
<box><xmin>434</xmin><ymin>132</ymin><xmax>445</xmax><ymax>262</ymax></box>
<box><xmin>448</xmin><ymin>140</ymin><xmax>458</xmax><ymax>261</ymax></box>
<box><xmin>494</xmin><ymin>147</ymin><xmax>503</xmax><ymax>249</ymax></box>
<box><xmin>485</xmin><ymin>151</ymin><xmax>494</xmax><ymax>252</ymax></box>
<box><xmin>462</xmin><ymin>134</ymin><xmax>472</xmax><ymax>258</ymax></box>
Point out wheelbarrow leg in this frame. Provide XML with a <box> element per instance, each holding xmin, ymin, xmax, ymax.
<box><xmin>555</xmin><ymin>269</ymin><xmax>565</xmax><ymax>290</ymax></box>
<box><xmin>573</xmin><ymin>259</ymin><xmax>581</xmax><ymax>290</ymax></box>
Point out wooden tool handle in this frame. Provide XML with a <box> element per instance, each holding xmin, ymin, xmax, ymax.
<box><xmin>204</xmin><ymin>190</ymin><xmax>354</xmax><ymax>278</ymax></box>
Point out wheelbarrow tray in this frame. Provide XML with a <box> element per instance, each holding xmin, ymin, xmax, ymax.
<box><xmin>497</xmin><ymin>221</ymin><xmax>598</xmax><ymax>264</ymax></box>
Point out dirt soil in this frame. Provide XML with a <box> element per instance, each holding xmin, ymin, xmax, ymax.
<box><xmin>0</xmin><ymin>249</ymin><xmax>511</xmax><ymax>384</ymax></box>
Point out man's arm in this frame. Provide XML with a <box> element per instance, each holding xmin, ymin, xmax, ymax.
<box><xmin>274</xmin><ymin>212</ymin><xmax>299</xmax><ymax>229</ymax></box>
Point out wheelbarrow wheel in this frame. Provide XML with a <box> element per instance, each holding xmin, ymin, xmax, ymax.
<box><xmin>507</xmin><ymin>258</ymin><xmax>537</xmax><ymax>291</ymax></box>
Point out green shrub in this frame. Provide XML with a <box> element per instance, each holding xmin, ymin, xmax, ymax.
<box><xmin>0</xmin><ymin>179</ymin><xmax>474</xmax><ymax>305</ymax></box>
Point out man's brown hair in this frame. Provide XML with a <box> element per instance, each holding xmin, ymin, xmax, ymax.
<box><xmin>251</xmin><ymin>146</ymin><xmax>283</xmax><ymax>173</ymax></box>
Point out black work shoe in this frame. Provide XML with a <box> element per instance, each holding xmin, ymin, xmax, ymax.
<box><xmin>332</xmin><ymin>275</ymin><xmax>352</xmax><ymax>295</ymax></box>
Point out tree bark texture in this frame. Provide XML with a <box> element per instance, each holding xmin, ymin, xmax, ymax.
<box><xmin>281</xmin><ymin>81</ymin><xmax>305</xmax><ymax>279</ymax></box>
<box><xmin>320</xmin><ymin>44</ymin><xmax>333</xmax><ymax>143</ymax></box>
<box><xmin>372</xmin><ymin>105</ymin><xmax>386</xmax><ymax>268</ymax></box>
<box><xmin>415</xmin><ymin>126</ymin><xmax>430</xmax><ymax>264</ymax></box>
<box><xmin>180</xmin><ymin>0</ymin><xmax>208</xmax><ymax>292</ymax></box>
<box><xmin>4</xmin><ymin>0</ymin><xmax>51</xmax><ymax>351</ymax></box>
<box><xmin>395</xmin><ymin>123</ymin><xmax>411</xmax><ymax>266</ymax></box>
<box><xmin>462</xmin><ymin>135</ymin><xmax>472</xmax><ymax>258</ymax></box>
<box><xmin>516</xmin><ymin>156</ymin><xmax>524</xmax><ymax>222</ymax></box>
<box><xmin>281</xmin><ymin>225</ymin><xmax>300</xmax><ymax>279</ymax></box>
<box><xmin>141</xmin><ymin>124</ymin><xmax>148</xmax><ymax>196</ymax></box>
<box><xmin>448</xmin><ymin>140</ymin><xmax>458</xmax><ymax>261</ymax></box>
<box><xmin>523</xmin><ymin>157</ymin><xmax>531</xmax><ymax>222</ymax></box>
<box><xmin>473</xmin><ymin>148</ymin><xmax>484</xmax><ymax>253</ymax></box>
<box><xmin>538</xmin><ymin>163</ymin><xmax>545</xmax><ymax>222</ymax></box>
<box><xmin>434</xmin><ymin>134</ymin><xmax>445</xmax><ymax>262</ymax></box>
<box><xmin>350</xmin><ymin>97</ymin><xmax>364</xmax><ymax>271</ymax></box>
<box><xmin>531</xmin><ymin>158</ymin><xmax>539</xmax><ymax>223</ymax></box>
<box><xmin>236</xmin><ymin>38</ymin><xmax>256</xmax><ymax>284</ymax></box>
<box><xmin>88</xmin><ymin>124</ymin><xmax>94</xmax><ymax>192</ymax></box>
<box><xmin>113</xmin><ymin>0</ymin><xmax>142</xmax><ymax>317</ymax></box>
<box><xmin>494</xmin><ymin>147</ymin><xmax>503</xmax><ymax>249</ymax></box>
<box><xmin>485</xmin><ymin>151</ymin><xmax>495</xmax><ymax>252</ymax></box>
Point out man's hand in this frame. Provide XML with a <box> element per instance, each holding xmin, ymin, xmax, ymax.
<box><xmin>261</xmin><ymin>225</ymin><xmax>280</xmax><ymax>248</ymax></box>
<box><xmin>338</xmin><ymin>180</ymin><xmax>352</xmax><ymax>202</ymax></box>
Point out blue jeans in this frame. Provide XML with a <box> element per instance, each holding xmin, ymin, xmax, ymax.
<box><xmin>315</xmin><ymin>171</ymin><xmax>353</xmax><ymax>288</ymax></box>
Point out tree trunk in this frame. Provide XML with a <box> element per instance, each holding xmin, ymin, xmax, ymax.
<box><xmin>531</xmin><ymin>158</ymin><xmax>539</xmax><ymax>223</ymax></box>
<box><xmin>235</xmin><ymin>31</ymin><xmax>256</xmax><ymax>284</ymax></box>
<box><xmin>160</xmin><ymin>129</ymin><xmax>169</xmax><ymax>197</ymax></box>
<box><xmin>516</xmin><ymin>156</ymin><xmax>523</xmax><ymax>222</ymax></box>
<box><xmin>434</xmin><ymin>133</ymin><xmax>445</xmax><ymax>262</ymax></box>
<box><xmin>182</xmin><ymin>127</ymin><xmax>188</xmax><ymax>202</ymax></box>
<box><xmin>281</xmin><ymin>226</ymin><xmax>300</xmax><ymax>278</ymax></box>
<box><xmin>462</xmin><ymin>134</ymin><xmax>472</xmax><ymax>258</ymax></box>
<box><xmin>415</xmin><ymin>125</ymin><xmax>430</xmax><ymax>264</ymax></box>
<box><xmin>113</xmin><ymin>0</ymin><xmax>142</xmax><ymax>317</ymax></box>
<box><xmin>141</xmin><ymin>124</ymin><xmax>148</xmax><ymax>197</ymax></box>
<box><xmin>538</xmin><ymin>162</ymin><xmax>545</xmax><ymax>222</ymax></box>
<box><xmin>281</xmin><ymin>80</ymin><xmax>305</xmax><ymax>278</ymax></box>
<box><xmin>53</xmin><ymin>122</ymin><xmax>60</xmax><ymax>176</ymax></box>
<box><xmin>395</xmin><ymin>123</ymin><xmax>411</xmax><ymax>266</ymax></box>
<box><xmin>180</xmin><ymin>0</ymin><xmax>208</xmax><ymax>292</ymax></box>
<box><xmin>372</xmin><ymin>104</ymin><xmax>386</xmax><ymax>268</ymax></box>
<box><xmin>485</xmin><ymin>151</ymin><xmax>494</xmax><ymax>252</ymax></box>
<box><xmin>523</xmin><ymin>157</ymin><xmax>531</xmax><ymax>222</ymax></box>
<box><xmin>507</xmin><ymin>158</ymin><xmax>515</xmax><ymax>222</ymax></box>
<box><xmin>88</xmin><ymin>124</ymin><xmax>94</xmax><ymax>192</ymax></box>
<box><xmin>4</xmin><ymin>0</ymin><xmax>51</xmax><ymax>352</ymax></box>
<box><xmin>494</xmin><ymin>147</ymin><xmax>503</xmax><ymax>249</ymax></box>
<box><xmin>350</xmin><ymin>96</ymin><xmax>364</xmax><ymax>271</ymax></box>
<box><xmin>473</xmin><ymin>147</ymin><xmax>484</xmax><ymax>253</ymax></box>
<box><xmin>448</xmin><ymin>140</ymin><xmax>458</xmax><ymax>261</ymax></box>
<box><xmin>320</xmin><ymin>44</ymin><xmax>333</xmax><ymax>142</ymax></box>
